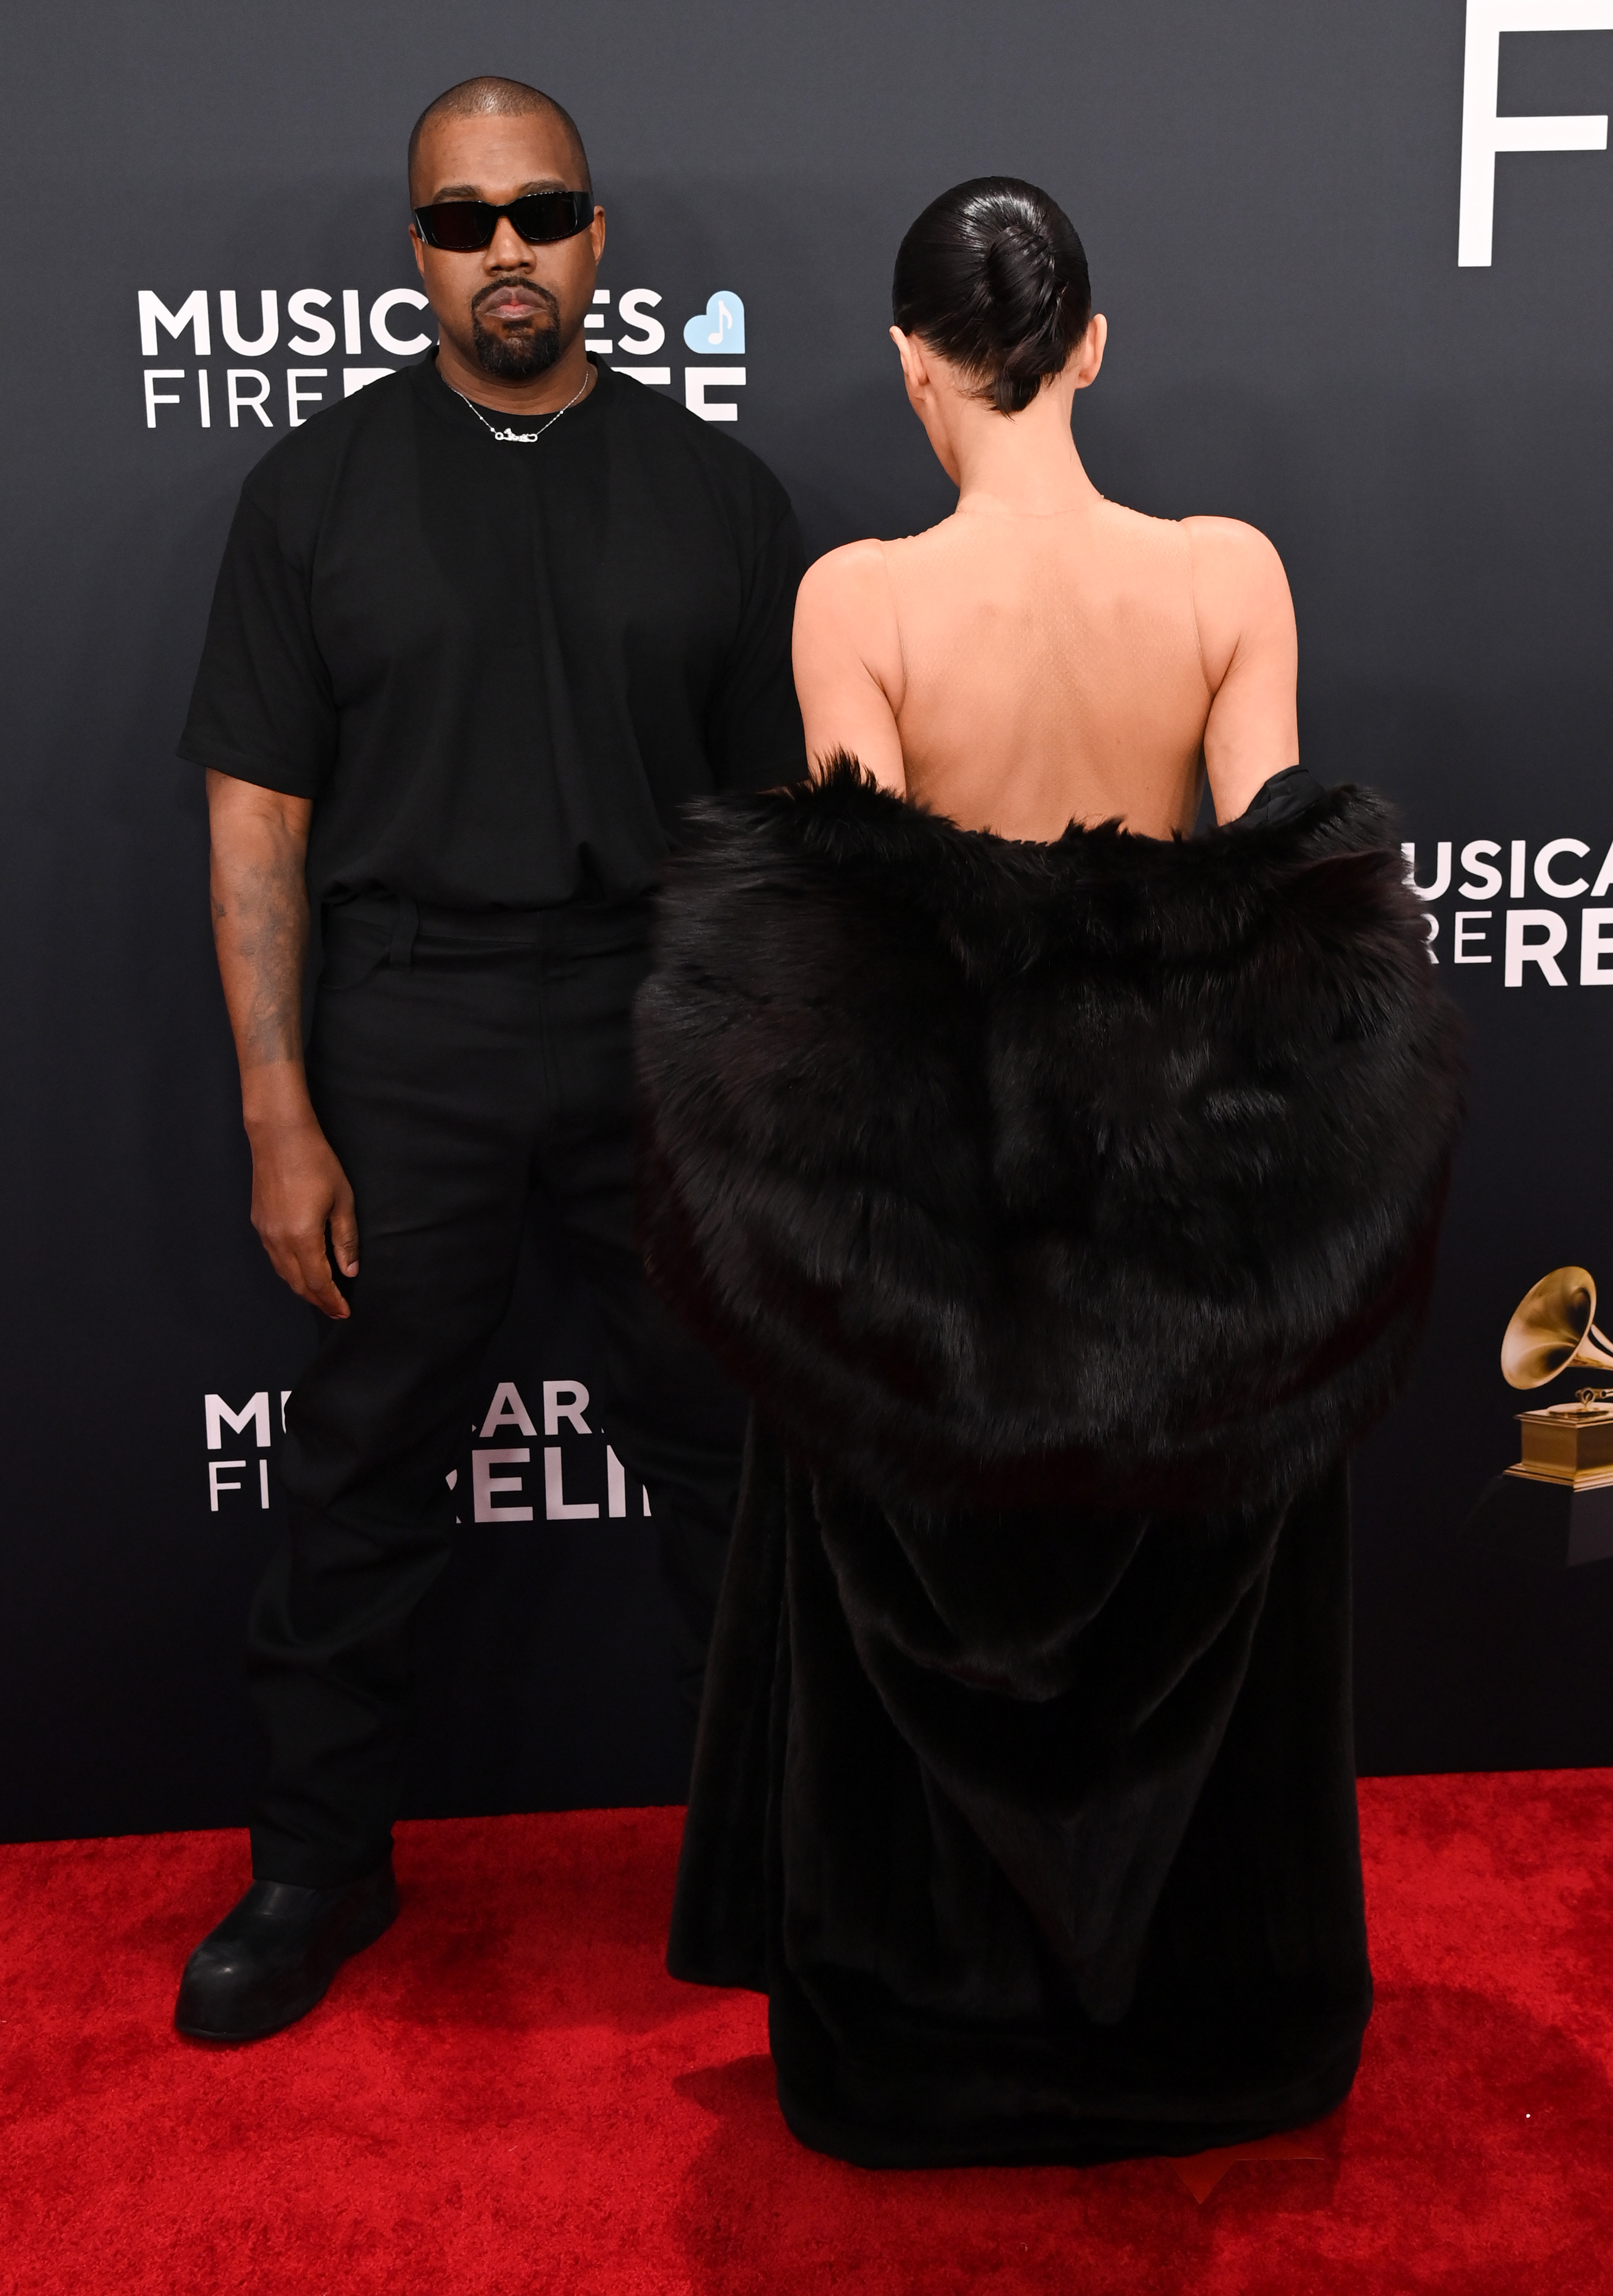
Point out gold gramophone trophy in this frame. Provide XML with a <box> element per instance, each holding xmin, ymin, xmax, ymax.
<box><xmin>1501</xmin><ymin>1266</ymin><xmax>1613</xmax><ymax>1489</ymax></box>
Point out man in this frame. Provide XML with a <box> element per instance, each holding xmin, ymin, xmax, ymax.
<box><xmin>174</xmin><ymin>77</ymin><xmax>806</xmax><ymax>2042</ymax></box>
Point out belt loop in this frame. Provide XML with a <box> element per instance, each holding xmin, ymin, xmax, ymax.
<box><xmin>388</xmin><ymin>894</ymin><xmax>419</xmax><ymax>969</ymax></box>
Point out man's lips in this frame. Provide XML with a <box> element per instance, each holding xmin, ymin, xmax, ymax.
<box><xmin>477</xmin><ymin>287</ymin><xmax>549</xmax><ymax>325</ymax></box>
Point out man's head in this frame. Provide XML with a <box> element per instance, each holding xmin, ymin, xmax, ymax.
<box><xmin>409</xmin><ymin>77</ymin><xmax>603</xmax><ymax>387</ymax></box>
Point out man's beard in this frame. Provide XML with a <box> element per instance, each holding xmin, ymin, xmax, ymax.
<box><xmin>470</xmin><ymin>285</ymin><xmax>562</xmax><ymax>382</ymax></box>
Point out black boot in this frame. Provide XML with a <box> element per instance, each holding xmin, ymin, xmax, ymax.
<box><xmin>174</xmin><ymin>1856</ymin><xmax>399</xmax><ymax>2042</ymax></box>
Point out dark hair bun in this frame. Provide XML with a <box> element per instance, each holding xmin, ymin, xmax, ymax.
<box><xmin>892</xmin><ymin>177</ymin><xmax>1092</xmax><ymax>414</ymax></box>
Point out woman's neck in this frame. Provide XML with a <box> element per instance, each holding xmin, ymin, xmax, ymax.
<box><xmin>948</xmin><ymin>376</ymin><xmax>1100</xmax><ymax>518</ymax></box>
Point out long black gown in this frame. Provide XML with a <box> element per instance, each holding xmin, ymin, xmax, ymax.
<box><xmin>633</xmin><ymin>762</ymin><xmax>1463</xmax><ymax>2167</ymax></box>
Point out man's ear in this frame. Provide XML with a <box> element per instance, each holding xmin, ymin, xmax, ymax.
<box><xmin>410</xmin><ymin>225</ymin><xmax>426</xmax><ymax>282</ymax></box>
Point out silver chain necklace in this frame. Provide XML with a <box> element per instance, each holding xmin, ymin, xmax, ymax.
<box><xmin>452</xmin><ymin>367</ymin><xmax>591</xmax><ymax>444</ymax></box>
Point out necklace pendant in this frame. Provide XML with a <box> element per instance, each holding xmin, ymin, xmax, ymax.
<box><xmin>454</xmin><ymin>369</ymin><xmax>591</xmax><ymax>445</ymax></box>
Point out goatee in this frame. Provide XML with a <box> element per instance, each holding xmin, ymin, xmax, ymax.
<box><xmin>471</xmin><ymin>313</ymin><xmax>562</xmax><ymax>382</ymax></box>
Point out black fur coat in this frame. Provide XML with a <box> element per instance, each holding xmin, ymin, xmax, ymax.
<box><xmin>635</xmin><ymin>764</ymin><xmax>1463</xmax><ymax>2167</ymax></box>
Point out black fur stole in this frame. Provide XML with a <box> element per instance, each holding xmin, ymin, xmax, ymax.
<box><xmin>635</xmin><ymin>763</ymin><xmax>1464</xmax><ymax>1518</ymax></box>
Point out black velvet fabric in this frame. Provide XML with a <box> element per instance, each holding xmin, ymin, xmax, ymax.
<box><xmin>634</xmin><ymin>765</ymin><xmax>1464</xmax><ymax>2167</ymax></box>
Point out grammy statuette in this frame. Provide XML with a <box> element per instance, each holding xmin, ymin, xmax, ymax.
<box><xmin>1500</xmin><ymin>1266</ymin><xmax>1613</xmax><ymax>1489</ymax></box>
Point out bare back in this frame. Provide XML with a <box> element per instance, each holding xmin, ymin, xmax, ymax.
<box><xmin>794</xmin><ymin>495</ymin><xmax>1300</xmax><ymax>839</ymax></box>
<box><xmin>882</xmin><ymin>501</ymin><xmax>1209</xmax><ymax>841</ymax></box>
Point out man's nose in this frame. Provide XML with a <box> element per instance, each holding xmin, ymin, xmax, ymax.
<box><xmin>485</xmin><ymin>217</ymin><xmax>535</xmax><ymax>269</ymax></box>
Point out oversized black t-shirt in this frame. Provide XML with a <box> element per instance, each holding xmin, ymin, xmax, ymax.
<box><xmin>178</xmin><ymin>357</ymin><xmax>808</xmax><ymax>908</ymax></box>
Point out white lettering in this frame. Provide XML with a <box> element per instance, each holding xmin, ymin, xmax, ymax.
<box><xmin>219</xmin><ymin>288</ymin><xmax>278</xmax><ymax>356</ymax></box>
<box><xmin>209</xmin><ymin>1459</ymin><xmax>245</xmax><ymax>1511</ymax></box>
<box><xmin>205</xmin><ymin>1391</ymin><xmax>271</xmax><ymax>1449</ymax></box>
<box><xmin>343</xmin><ymin>367</ymin><xmax>393</xmax><ymax>397</ymax></box>
<box><xmin>138</xmin><ymin>289</ymin><xmax>210</xmax><ymax>357</ymax></box>
<box><xmin>1505</xmin><ymin>907</ymin><xmax>1569</xmax><ymax>984</ymax></box>
<box><xmin>685</xmin><ymin>366</ymin><xmax>745</xmax><ymax>422</ymax></box>
<box><xmin>1422</xmin><ymin>913</ymin><xmax>1441</xmax><ymax>961</ymax></box>
<box><xmin>1454</xmin><ymin>910</ymin><xmax>1493</xmax><ymax>962</ymax></box>
<box><xmin>1592</xmin><ymin>840</ymin><xmax>1613</xmax><ymax>897</ymax></box>
<box><xmin>1511</xmin><ymin>839</ymin><xmax>1528</xmax><ymax>897</ymax></box>
<box><xmin>616</xmin><ymin>288</ymin><xmax>666</xmax><ymax>356</ymax></box>
<box><xmin>1459</xmin><ymin>839</ymin><xmax>1504</xmax><ymax>899</ymax></box>
<box><xmin>545</xmin><ymin>1446</ymin><xmax>599</xmax><ymax>1519</ymax></box>
<box><xmin>473</xmin><ymin>1447</ymin><xmax>534</xmax><ymax>1522</ymax></box>
<box><xmin>287</xmin><ymin>369</ymin><xmax>327</xmax><ymax>426</ymax></box>
<box><xmin>1534</xmin><ymin>837</ymin><xmax>1590</xmax><ymax>896</ymax></box>
<box><xmin>370</xmin><ymin>288</ymin><xmax>432</xmax><ymax>356</ymax></box>
<box><xmin>342</xmin><ymin>288</ymin><xmax>362</xmax><ymax>355</ymax></box>
<box><xmin>197</xmin><ymin>371</ymin><xmax>211</xmax><ymax>428</ymax></box>
<box><xmin>259</xmin><ymin>1458</ymin><xmax>270</xmax><ymax>1509</ymax></box>
<box><xmin>287</xmin><ymin>289</ymin><xmax>335</xmax><ymax>357</ymax></box>
<box><xmin>481</xmin><ymin>1381</ymin><xmax>538</xmax><ymax>1438</ymax></box>
<box><xmin>1402</xmin><ymin>841</ymin><xmax>1452</xmax><ymax>900</ymax></box>
<box><xmin>143</xmin><ymin>368</ymin><xmax>184</xmax><ymax>428</ymax></box>
<box><xmin>281</xmin><ymin>1390</ymin><xmax>291</xmax><ymax>1433</ymax></box>
<box><xmin>1459</xmin><ymin>1</ymin><xmax>1613</xmax><ymax>266</ymax></box>
<box><xmin>607</xmin><ymin>1445</ymin><xmax>627</xmax><ymax>1518</ymax></box>
<box><xmin>228</xmin><ymin>369</ymin><xmax>272</xmax><ymax>428</ymax></box>
<box><xmin>1581</xmin><ymin>908</ymin><xmax>1613</xmax><ymax>981</ymax></box>
<box><xmin>543</xmin><ymin>1381</ymin><xmax>591</xmax><ymax>1435</ymax></box>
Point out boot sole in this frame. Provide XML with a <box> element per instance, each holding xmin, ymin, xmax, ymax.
<box><xmin>175</xmin><ymin>1881</ymin><xmax>400</xmax><ymax>2045</ymax></box>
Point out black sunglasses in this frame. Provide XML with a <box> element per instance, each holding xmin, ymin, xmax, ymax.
<box><xmin>412</xmin><ymin>190</ymin><xmax>595</xmax><ymax>252</ymax></box>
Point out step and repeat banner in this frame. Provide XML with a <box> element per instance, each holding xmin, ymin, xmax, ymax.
<box><xmin>6</xmin><ymin>0</ymin><xmax>1613</xmax><ymax>1841</ymax></box>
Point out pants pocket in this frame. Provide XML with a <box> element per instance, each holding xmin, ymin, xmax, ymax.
<box><xmin>319</xmin><ymin>912</ymin><xmax>393</xmax><ymax>991</ymax></box>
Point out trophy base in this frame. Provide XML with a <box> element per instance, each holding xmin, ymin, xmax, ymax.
<box><xmin>1500</xmin><ymin>1467</ymin><xmax>1613</xmax><ymax>1564</ymax></box>
<box><xmin>1506</xmin><ymin>1459</ymin><xmax>1613</xmax><ymax>1492</ymax></box>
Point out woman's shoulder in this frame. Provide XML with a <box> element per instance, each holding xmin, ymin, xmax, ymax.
<box><xmin>1179</xmin><ymin>513</ymin><xmax>1290</xmax><ymax>587</ymax></box>
<box><xmin>798</xmin><ymin>535</ymin><xmax>890</xmax><ymax>602</ymax></box>
<box><xmin>801</xmin><ymin>517</ymin><xmax>962</xmax><ymax>598</ymax></box>
<box><xmin>795</xmin><ymin>539</ymin><xmax>902</xmax><ymax>645</ymax></box>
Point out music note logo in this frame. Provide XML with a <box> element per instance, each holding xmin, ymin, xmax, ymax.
<box><xmin>682</xmin><ymin>292</ymin><xmax>746</xmax><ymax>355</ymax></box>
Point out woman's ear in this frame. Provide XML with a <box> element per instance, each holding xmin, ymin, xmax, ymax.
<box><xmin>1072</xmin><ymin>313</ymin><xmax>1108</xmax><ymax>392</ymax></box>
<box><xmin>890</xmin><ymin>325</ymin><xmax>929</xmax><ymax>396</ymax></box>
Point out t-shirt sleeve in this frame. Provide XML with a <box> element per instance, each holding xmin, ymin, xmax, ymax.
<box><xmin>176</xmin><ymin>476</ymin><xmax>336</xmax><ymax>799</ymax></box>
<box><xmin>704</xmin><ymin>488</ymin><xmax>809</xmax><ymax>793</ymax></box>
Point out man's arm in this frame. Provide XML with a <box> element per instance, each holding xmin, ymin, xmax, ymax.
<box><xmin>1183</xmin><ymin>517</ymin><xmax>1301</xmax><ymax>823</ymax></box>
<box><xmin>207</xmin><ymin>769</ymin><xmax>356</xmax><ymax>1319</ymax></box>
<box><xmin>698</xmin><ymin>493</ymin><xmax>810</xmax><ymax>792</ymax></box>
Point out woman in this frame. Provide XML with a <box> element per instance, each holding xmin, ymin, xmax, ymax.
<box><xmin>635</xmin><ymin>179</ymin><xmax>1462</xmax><ymax>2167</ymax></box>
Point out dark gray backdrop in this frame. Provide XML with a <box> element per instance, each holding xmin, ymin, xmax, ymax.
<box><xmin>5</xmin><ymin>0</ymin><xmax>1611</xmax><ymax>1842</ymax></box>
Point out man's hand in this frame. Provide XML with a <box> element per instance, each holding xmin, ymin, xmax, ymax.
<box><xmin>244</xmin><ymin>1067</ymin><xmax>358</xmax><ymax>1319</ymax></box>
<box><xmin>207</xmin><ymin>770</ymin><xmax>359</xmax><ymax>1320</ymax></box>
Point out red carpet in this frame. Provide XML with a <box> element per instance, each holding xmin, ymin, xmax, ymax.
<box><xmin>3</xmin><ymin>1773</ymin><xmax>1612</xmax><ymax>2294</ymax></box>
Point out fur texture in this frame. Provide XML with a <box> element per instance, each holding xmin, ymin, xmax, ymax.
<box><xmin>642</xmin><ymin>765</ymin><xmax>1464</xmax><ymax>2167</ymax></box>
<box><xmin>636</xmin><ymin>763</ymin><xmax>1464</xmax><ymax>1517</ymax></box>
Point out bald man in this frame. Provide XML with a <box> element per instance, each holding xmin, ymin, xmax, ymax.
<box><xmin>175</xmin><ymin>79</ymin><xmax>806</xmax><ymax>2041</ymax></box>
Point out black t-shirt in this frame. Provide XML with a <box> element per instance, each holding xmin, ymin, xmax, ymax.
<box><xmin>178</xmin><ymin>358</ymin><xmax>808</xmax><ymax>909</ymax></box>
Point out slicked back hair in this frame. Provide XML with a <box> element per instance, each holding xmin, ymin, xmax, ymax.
<box><xmin>408</xmin><ymin>77</ymin><xmax>591</xmax><ymax>201</ymax></box>
<box><xmin>893</xmin><ymin>178</ymin><xmax>1090</xmax><ymax>416</ymax></box>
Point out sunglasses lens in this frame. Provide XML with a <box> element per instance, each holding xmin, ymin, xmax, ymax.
<box><xmin>416</xmin><ymin>202</ymin><xmax>496</xmax><ymax>251</ymax></box>
<box><xmin>508</xmin><ymin>191</ymin><xmax>592</xmax><ymax>243</ymax></box>
<box><xmin>415</xmin><ymin>191</ymin><xmax>591</xmax><ymax>250</ymax></box>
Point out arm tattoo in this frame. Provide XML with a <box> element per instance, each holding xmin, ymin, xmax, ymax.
<box><xmin>211</xmin><ymin>826</ymin><xmax>310</xmax><ymax>1070</ymax></box>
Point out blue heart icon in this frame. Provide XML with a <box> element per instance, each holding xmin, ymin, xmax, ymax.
<box><xmin>682</xmin><ymin>292</ymin><xmax>745</xmax><ymax>355</ymax></box>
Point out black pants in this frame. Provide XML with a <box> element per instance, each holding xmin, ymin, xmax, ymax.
<box><xmin>248</xmin><ymin>894</ymin><xmax>746</xmax><ymax>1887</ymax></box>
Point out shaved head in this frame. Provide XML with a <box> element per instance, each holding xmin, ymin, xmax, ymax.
<box><xmin>408</xmin><ymin>77</ymin><xmax>590</xmax><ymax>202</ymax></box>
